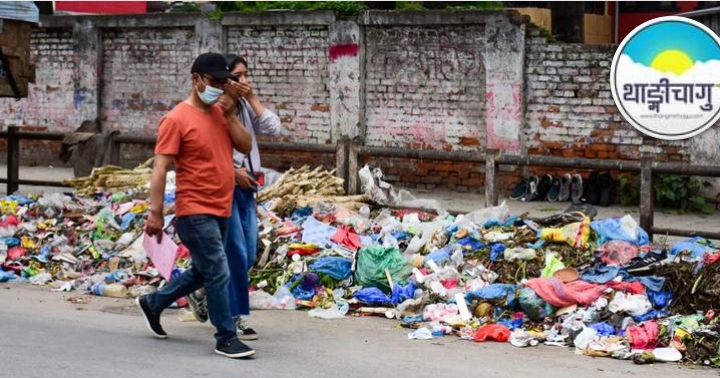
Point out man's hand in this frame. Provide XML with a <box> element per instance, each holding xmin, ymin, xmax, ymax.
<box><xmin>217</xmin><ymin>94</ymin><xmax>236</xmax><ymax>117</ymax></box>
<box><xmin>235</xmin><ymin>168</ymin><xmax>258</xmax><ymax>190</ymax></box>
<box><xmin>145</xmin><ymin>209</ymin><xmax>165</xmax><ymax>243</ymax></box>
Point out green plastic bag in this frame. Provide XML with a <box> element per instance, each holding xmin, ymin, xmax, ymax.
<box><xmin>541</xmin><ymin>252</ymin><xmax>565</xmax><ymax>278</ymax></box>
<box><xmin>354</xmin><ymin>245</ymin><xmax>411</xmax><ymax>293</ymax></box>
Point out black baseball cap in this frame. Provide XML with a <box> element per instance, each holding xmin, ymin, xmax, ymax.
<box><xmin>191</xmin><ymin>52</ymin><xmax>233</xmax><ymax>79</ymax></box>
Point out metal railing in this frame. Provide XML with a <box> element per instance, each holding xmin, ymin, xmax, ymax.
<box><xmin>2</xmin><ymin>127</ymin><xmax>720</xmax><ymax>241</ymax></box>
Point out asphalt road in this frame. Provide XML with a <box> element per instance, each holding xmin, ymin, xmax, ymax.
<box><xmin>1</xmin><ymin>284</ymin><xmax>717</xmax><ymax>378</ymax></box>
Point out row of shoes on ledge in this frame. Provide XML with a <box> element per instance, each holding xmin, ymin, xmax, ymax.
<box><xmin>510</xmin><ymin>171</ymin><xmax>616</xmax><ymax>206</ymax></box>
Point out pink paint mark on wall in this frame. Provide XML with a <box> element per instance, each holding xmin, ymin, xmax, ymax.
<box><xmin>485</xmin><ymin>84</ymin><xmax>522</xmax><ymax>151</ymax></box>
<box><xmin>329</xmin><ymin>44</ymin><xmax>359</xmax><ymax>63</ymax></box>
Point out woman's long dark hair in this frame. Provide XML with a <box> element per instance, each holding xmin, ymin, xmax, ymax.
<box><xmin>224</xmin><ymin>54</ymin><xmax>248</xmax><ymax>72</ymax></box>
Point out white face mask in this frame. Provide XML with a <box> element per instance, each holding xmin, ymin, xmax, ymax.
<box><xmin>196</xmin><ymin>78</ymin><xmax>224</xmax><ymax>105</ymax></box>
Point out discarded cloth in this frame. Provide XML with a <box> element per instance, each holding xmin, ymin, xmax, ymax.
<box><xmin>627</xmin><ymin>321</ymin><xmax>659</xmax><ymax>350</ymax></box>
<box><xmin>580</xmin><ymin>265</ymin><xmax>665</xmax><ymax>292</ymax></box>
<box><xmin>591</xmin><ymin>215</ymin><xmax>650</xmax><ymax>246</ymax></box>
<box><xmin>525</xmin><ymin>278</ymin><xmax>644</xmax><ymax>308</ymax></box>
<box><xmin>473</xmin><ymin>324</ymin><xmax>511</xmax><ymax>342</ymax></box>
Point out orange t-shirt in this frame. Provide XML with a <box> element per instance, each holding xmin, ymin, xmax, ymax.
<box><xmin>154</xmin><ymin>102</ymin><xmax>234</xmax><ymax>218</ymax></box>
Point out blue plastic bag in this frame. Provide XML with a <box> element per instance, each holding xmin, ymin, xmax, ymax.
<box><xmin>648</xmin><ymin>289</ymin><xmax>672</xmax><ymax>309</ymax></box>
<box><xmin>353</xmin><ymin>287</ymin><xmax>391</xmax><ymax>304</ymax></box>
<box><xmin>590</xmin><ymin>322</ymin><xmax>616</xmax><ymax>336</ymax></box>
<box><xmin>590</xmin><ymin>216</ymin><xmax>650</xmax><ymax>246</ymax></box>
<box><xmin>454</xmin><ymin>237</ymin><xmax>485</xmax><ymax>253</ymax></box>
<box><xmin>120</xmin><ymin>212</ymin><xmax>136</xmax><ymax>231</ymax></box>
<box><xmin>309</xmin><ymin>257</ymin><xmax>352</xmax><ymax>280</ymax></box>
<box><xmin>391</xmin><ymin>282</ymin><xmax>416</xmax><ymax>305</ymax></box>
<box><xmin>466</xmin><ymin>284</ymin><xmax>518</xmax><ymax>306</ymax></box>
<box><xmin>424</xmin><ymin>245</ymin><xmax>453</xmax><ymax>265</ymax></box>
<box><xmin>670</xmin><ymin>238</ymin><xmax>717</xmax><ymax>259</ymax></box>
<box><xmin>0</xmin><ymin>270</ymin><xmax>16</xmax><ymax>283</ymax></box>
<box><xmin>490</xmin><ymin>244</ymin><xmax>506</xmax><ymax>262</ymax></box>
<box><xmin>0</xmin><ymin>237</ymin><xmax>20</xmax><ymax>247</ymax></box>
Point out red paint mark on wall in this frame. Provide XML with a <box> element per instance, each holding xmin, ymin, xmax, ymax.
<box><xmin>329</xmin><ymin>44</ymin><xmax>359</xmax><ymax>63</ymax></box>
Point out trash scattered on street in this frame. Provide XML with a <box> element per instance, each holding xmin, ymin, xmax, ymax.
<box><xmin>1</xmin><ymin>163</ymin><xmax>718</xmax><ymax>368</ymax></box>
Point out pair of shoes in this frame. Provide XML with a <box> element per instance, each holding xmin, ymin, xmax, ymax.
<box><xmin>520</xmin><ymin>175</ymin><xmax>539</xmax><ymax>202</ymax></box>
<box><xmin>513</xmin><ymin>174</ymin><xmax>583</xmax><ymax>203</ymax></box>
<box><xmin>138</xmin><ymin>295</ymin><xmax>256</xmax><ymax>359</ymax></box>
<box><xmin>236</xmin><ymin>317</ymin><xmax>259</xmax><ymax>341</ymax></box>
<box><xmin>570</xmin><ymin>174</ymin><xmax>584</xmax><ymax>204</ymax></box>
<box><xmin>513</xmin><ymin>175</ymin><xmax>550</xmax><ymax>202</ymax></box>
<box><xmin>585</xmin><ymin>172</ymin><xmax>615</xmax><ymax>207</ymax></box>
<box><xmin>186</xmin><ymin>291</ymin><xmax>208</xmax><ymax>323</ymax></box>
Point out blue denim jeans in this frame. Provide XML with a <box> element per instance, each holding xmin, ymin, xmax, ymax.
<box><xmin>224</xmin><ymin>187</ymin><xmax>258</xmax><ymax>318</ymax></box>
<box><xmin>146</xmin><ymin>215</ymin><xmax>237</xmax><ymax>343</ymax></box>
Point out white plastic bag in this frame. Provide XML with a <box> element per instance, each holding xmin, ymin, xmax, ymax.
<box><xmin>308</xmin><ymin>302</ymin><xmax>348</xmax><ymax>320</ymax></box>
<box><xmin>465</xmin><ymin>201</ymin><xmax>510</xmax><ymax>227</ymax></box>
<box><xmin>249</xmin><ymin>286</ymin><xmax>297</xmax><ymax>310</ymax></box>
<box><xmin>573</xmin><ymin>327</ymin><xmax>598</xmax><ymax>349</ymax></box>
<box><xmin>608</xmin><ymin>292</ymin><xmax>652</xmax><ymax>317</ymax></box>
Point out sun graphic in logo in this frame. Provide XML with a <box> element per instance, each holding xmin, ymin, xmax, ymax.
<box><xmin>650</xmin><ymin>50</ymin><xmax>694</xmax><ymax>75</ymax></box>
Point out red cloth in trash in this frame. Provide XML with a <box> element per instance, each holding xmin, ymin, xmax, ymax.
<box><xmin>705</xmin><ymin>252</ymin><xmax>720</xmax><ymax>265</ymax></box>
<box><xmin>473</xmin><ymin>324</ymin><xmax>510</xmax><ymax>342</ymax></box>
<box><xmin>0</xmin><ymin>215</ymin><xmax>19</xmax><ymax>228</ymax></box>
<box><xmin>176</xmin><ymin>245</ymin><xmax>190</xmax><ymax>260</ymax></box>
<box><xmin>331</xmin><ymin>226</ymin><xmax>362</xmax><ymax>251</ymax></box>
<box><xmin>7</xmin><ymin>247</ymin><xmax>26</xmax><ymax>261</ymax></box>
<box><xmin>627</xmin><ymin>321</ymin><xmax>659</xmax><ymax>350</ymax></box>
<box><xmin>525</xmin><ymin>278</ymin><xmax>645</xmax><ymax>308</ymax></box>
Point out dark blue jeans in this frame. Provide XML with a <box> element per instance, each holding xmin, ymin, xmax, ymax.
<box><xmin>146</xmin><ymin>215</ymin><xmax>236</xmax><ymax>343</ymax></box>
<box><xmin>225</xmin><ymin>187</ymin><xmax>258</xmax><ymax>317</ymax></box>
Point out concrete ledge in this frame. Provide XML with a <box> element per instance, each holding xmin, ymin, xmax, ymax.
<box><xmin>39</xmin><ymin>13</ymin><xmax>200</xmax><ymax>28</ymax></box>
<box><xmin>358</xmin><ymin>10</ymin><xmax>523</xmax><ymax>26</ymax></box>
<box><xmin>222</xmin><ymin>11</ymin><xmax>335</xmax><ymax>26</ymax></box>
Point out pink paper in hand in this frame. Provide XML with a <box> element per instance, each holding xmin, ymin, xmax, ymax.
<box><xmin>143</xmin><ymin>233</ymin><xmax>178</xmax><ymax>280</ymax></box>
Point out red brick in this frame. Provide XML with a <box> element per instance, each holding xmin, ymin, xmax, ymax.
<box><xmin>548</xmin><ymin>105</ymin><xmax>560</xmax><ymax>113</ymax></box>
<box><xmin>591</xmin><ymin>144</ymin><xmax>615</xmax><ymax>152</ymax></box>
<box><xmin>460</xmin><ymin>137</ymin><xmax>480</xmax><ymax>146</ymax></box>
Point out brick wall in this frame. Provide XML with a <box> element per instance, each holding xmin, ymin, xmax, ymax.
<box><xmin>101</xmin><ymin>27</ymin><xmax>196</xmax><ymax>135</ymax></box>
<box><xmin>1</xmin><ymin>12</ymin><xmax>716</xmax><ymax>196</ymax></box>
<box><xmin>524</xmin><ymin>28</ymin><xmax>689</xmax><ymax>163</ymax></box>
<box><xmin>364</xmin><ymin>25</ymin><xmax>487</xmax><ymax>151</ymax></box>
<box><xmin>0</xmin><ymin>28</ymin><xmax>75</xmax><ymax>165</ymax></box>
<box><xmin>226</xmin><ymin>25</ymin><xmax>331</xmax><ymax>144</ymax></box>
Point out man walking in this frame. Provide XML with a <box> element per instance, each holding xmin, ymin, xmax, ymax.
<box><xmin>186</xmin><ymin>54</ymin><xmax>282</xmax><ymax>340</ymax></box>
<box><xmin>136</xmin><ymin>52</ymin><xmax>255</xmax><ymax>359</ymax></box>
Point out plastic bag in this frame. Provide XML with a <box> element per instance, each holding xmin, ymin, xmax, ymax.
<box><xmin>541</xmin><ymin>253</ymin><xmax>566</xmax><ymax>278</ymax></box>
<box><xmin>596</xmin><ymin>240</ymin><xmax>645</xmax><ymax>266</ymax></box>
<box><xmin>29</xmin><ymin>272</ymin><xmax>52</xmax><ymax>285</ymax></box>
<box><xmin>519</xmin><ymin>288</ymin><xmax>555</xmax><ymax>321</ymax></box>
<box><xmin>391</xmin><ymin>282</ymin><xmax>416</xmax><ymax>305</ymax></box>
<box><xmin>540</xmin><ymin>215</ymin><xmax>591</xmax><ymax>249</ymax></box>
<box><xmin>591</xmin><ymin>215</ymin><xmax>650</xmax><ymax>246</ymax></box>
<box><xmin>423</xmin><ymin>303</ymin><xmax>459</xmax><ymax>323</ymax></box>
<box><xmin>309</xmin><ymin>257</ymin><xmax>352</xmax><ymax>280</ymax></box>
<box><xmin>473</xmin><ymin>324</ymin><xmax>511</xmax><ymax>342</ymax></box>
<box><xmin>504</xmin><ymin>248</ymin><xmax>537</xmax><ymax>262</ymax></box>
<box><xmin>395</xmin><ymin>189</ymin><xmax>446</xmax><ymax>217</ymax></box>
<box><xmin>465</xmin><ymin>201</ymin><xmax>509</xmax><ymax>228</ymax></box>
<box><xmin>353</xmin><ymin>287</ymin><xmax>391</xmax><ymax>304</ymax></box>
<box><xmin>354</xmin><ymin>245</ymin><xmax>411</xmax><ymax>293</ymax></box>
<box><xmin>249</xmin><ymin>286</ymin><xmax>297</xmax><ymax>310</ymax></box>
<box><xmin>574</xmin><ymin>327</ymin><xmax>598</xmax><ymax>349</ymax></box>
<box><xmin>608</xmin><ymin>292</ymin><xmax>652</xmax><ymax>317</ymax></box>
<box><xmin>408</xmin><ymin>328</ymin><xmax>433</xmax><ymax>340</ymax></box>
<box><xmin>308</xmin><ymin>302</ymin><xmax>348</xmax><ymax>320</ymax></box>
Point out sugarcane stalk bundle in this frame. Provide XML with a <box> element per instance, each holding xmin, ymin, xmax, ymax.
<box><xmin>257</xmin><ymin>165</ymin><xmax>345</xmax><ymax>203</ymax></box>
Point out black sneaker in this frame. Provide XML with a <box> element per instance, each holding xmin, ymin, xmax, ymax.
<box><xmin>547</xmin><ymin>177</ymin><xmax>562</xmax><ymax>202</ymax></box>
<box><xmin>186</xmin><ymin>292</ymin><xmax>208</xmax><ymax>323</ymax></box>
<box><xmin>571</xmin><ymin>174</ymin><xmax>584</xmax><ymax>204</ymax></box>
<box><xmin>236</xmin><ymin>318</ymin><xmax>259</xmax><ymax>341</ymax></box>
<box><xmin>521</xmin><ymin>175</ymin><xmax>539</xmax><ymax>202</ymax></box>
<box><xmin>598</xmin><ymin>172</ymin><xmax>615</xmax><ymax>207</ymax></box>
<box><xmin>625</xmin><ymin>249</ymin><xmax>670</xmax><ymax>273</ymax></box>
<box><xmin>537</xmin><ymin>174</ymin><xmax>553</xmax><ymax>202</ymax></box>
<box><xmin>510</xmin><ymin>178</ymin><xmax>528</xmax><ymax>201</ymax></box>
<box><xmin>586</xmin><ymin>172</ymin><xmax>601</xmax><ymax>205</ymax></box>
<box><xmin>215</xmin><ymin>338</ymin><xmax>256</xmax><ymax>359</ymax></box>
<box><xmin>136</xmin><ymin>296</ymin><xmax>168</xmax><ymax>339</ymax></box>
<box><xmin>559</xmin><ymin>174</ymin><xmax>572</xmax><ymax>202</ymax></box>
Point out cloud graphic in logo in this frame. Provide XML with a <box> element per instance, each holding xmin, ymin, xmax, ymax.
<box><xmin>621</xmin><ymin>20</ymin><xmax>720</xmax><ymax>67</ymax></box>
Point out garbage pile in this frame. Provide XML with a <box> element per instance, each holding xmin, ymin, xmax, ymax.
<box><xmin>0</xmin><ymin>163</ymin><xmax>718</xmax><ymax>369</ymax></box>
